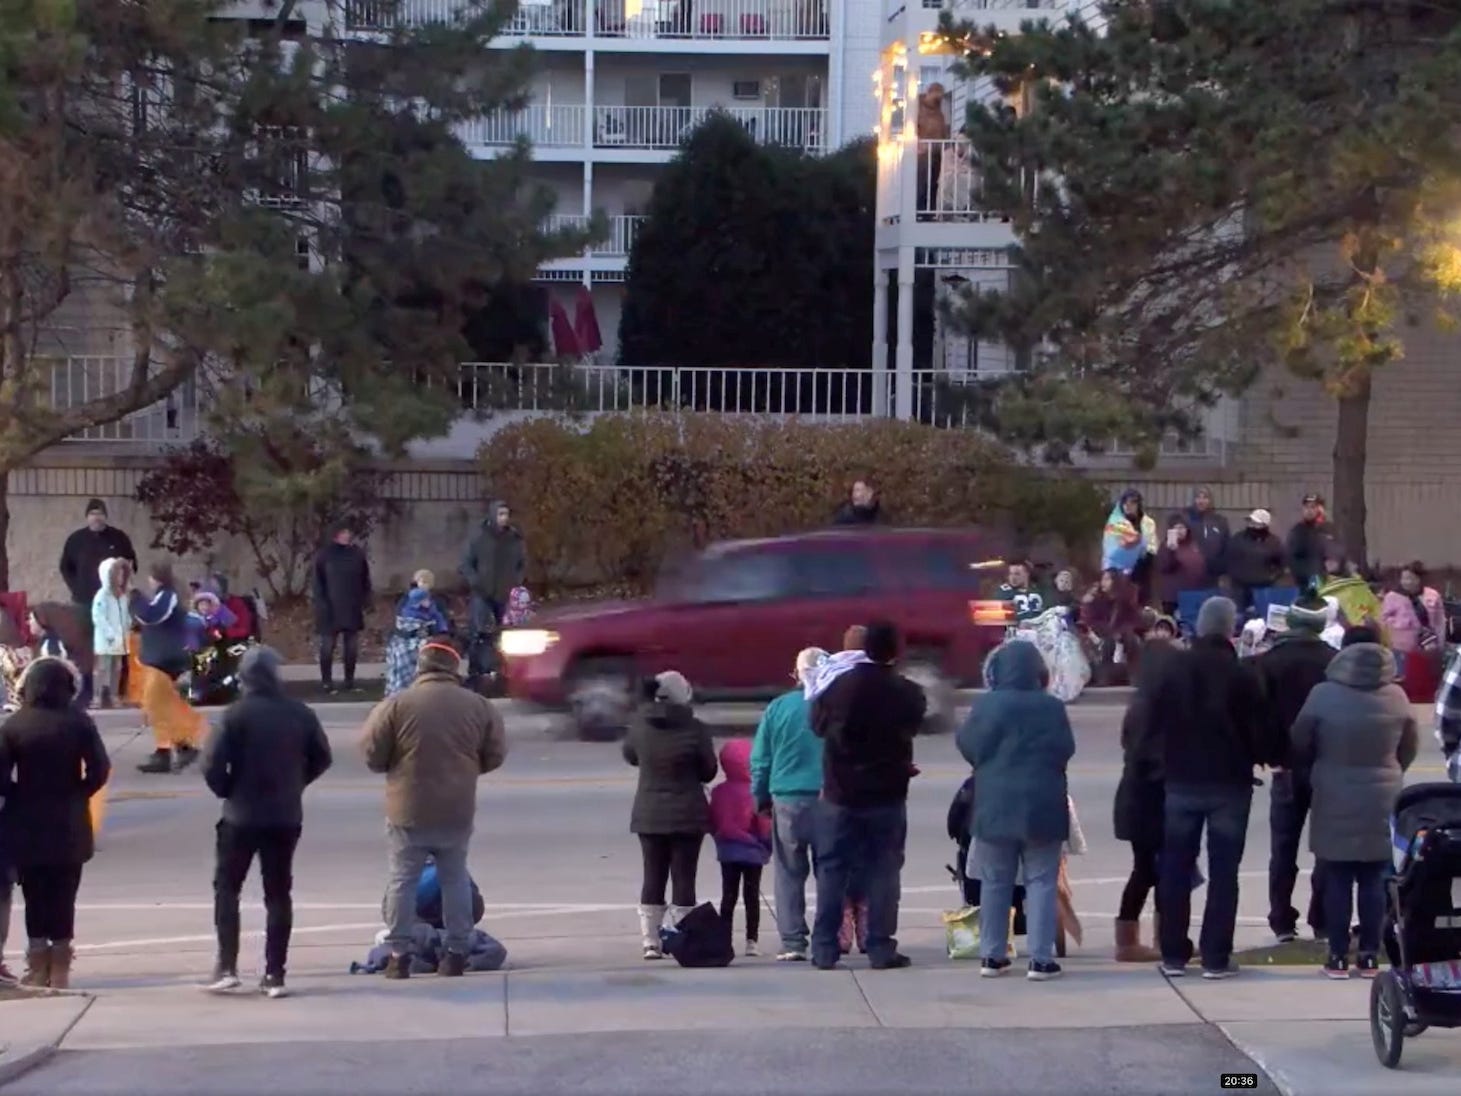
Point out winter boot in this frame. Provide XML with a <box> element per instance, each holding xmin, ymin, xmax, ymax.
<box><xmin>136</xmin><ymin>749</ymin><xmax>172</xmax><ymax>774</ymax></box>
<box><xmin>382</xmin><ymin>953</ymin><xmax>411</xmax><ymax>980</ymax></box>
<box><xmin>638</xmin><ymin>905</ymin><xmax>667</xmax><ymax>960</ymax></box>
<box><xmin>20</xmin><ymin>941</ymin><xmax>51</xmax><ymax>988</ymax></box>
<box><xmin>48</xmin><ymin>942</ymin><xmax>74</xmax><ymax>990</ymax></box>
<box><xmin>1115</xmin><ymin>919</ymin><xmax>1160</xmax><ymax>963</ymax></box>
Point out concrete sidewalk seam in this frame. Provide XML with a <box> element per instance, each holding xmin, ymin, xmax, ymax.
<box><xmin>848</xmin><ymin>970</ymin><xmax>887</xmax><ymax>1028</ymax></box>
<box><xmin>0</xmin><ymin>994</ymin><xmax>94</xmax><ymax>1090</ymax></box>
<box><xmin>1214</xmin><ymin>1023</ymin><xmax>1292</xmax><ymax>1096</ymax></box>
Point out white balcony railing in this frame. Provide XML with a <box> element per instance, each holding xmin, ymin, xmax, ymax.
<box><xmin>593</xmin><ymin>105</ymin><xmax>826</xmax><ymax>152</ymax></box>
<box><xmin>344</xmin><ymin>0</ymin><xmax>829</xmax><ymax>38</ymax></box>
<box><xmin>459</xmin><ymin>103</ymin><xmax>587</xmax><ymax>148</ymax></box>
<box><xmin>48</xmin><ymin>356</ymin><xmax>204</xmax><ymax>444</ymax></box>
<box><xmin>881</xmin><ymin>140</ymin><xmax>1031</xmax><ymax>224</ymax></box>
<box><xmin>46</xmin><ymin>354</ymin><xmax>1230</xmax><ymax>461</ymax></box>
<box><xmin>544</xmin><ymin>213</ymin><xmax>647</xmax><ymax>256</ymax></box>
<box><xmin>594</xmin><ymin>0</ymin><xmax>830</xmax><ymax>39</ymax></box>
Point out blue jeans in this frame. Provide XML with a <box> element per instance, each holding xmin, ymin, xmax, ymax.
<box><xmin>771</xmin><ymin>796</ymin><xmax>817</xmax><ymax>952</ymax></box>
<box><xmin>810</xmin><ymin>801</ymin><xmax>906</xmax><ymax>967</ymax></box>
<box><xmin>974</xmin><ymin>838</ymin><xmax>1063</xmax><ymax>963</ymax></box>
<box><xmin>1158</xmin><ymin>783</ymin><xmax>1253</xmax><ymax>970</ymax></box>
<box><xmin>1321</xmin><ymin>859</ymin><xmax>1387</xmax><ymax>959</ymax></box>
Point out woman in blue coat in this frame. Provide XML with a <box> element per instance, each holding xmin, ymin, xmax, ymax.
<box><xmin>957</xmin><ymin>641</ymin><xmax>1076</xmax><ymax>981</ymax></box>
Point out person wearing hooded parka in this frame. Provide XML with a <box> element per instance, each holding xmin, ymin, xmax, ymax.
<box><xmin>957</xmin><ymin>641</ymin><xmax>1076</xmax><ymax>981</ymax></box>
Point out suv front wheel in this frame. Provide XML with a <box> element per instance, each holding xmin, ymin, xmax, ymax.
<box><xmin>565</xmin><ymin>656</ymin><xmax>635</xmax><ymax>742</ymax></box>
<box><xmin>904</xmin><ymin>655</ymin><xmax>956</xmax><ymax>736</ymax></box>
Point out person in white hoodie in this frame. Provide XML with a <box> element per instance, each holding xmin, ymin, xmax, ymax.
<box><xmin>90</xmin><ymin>558</ymin><xmax>132</xmax><ymax>710</ymax></box>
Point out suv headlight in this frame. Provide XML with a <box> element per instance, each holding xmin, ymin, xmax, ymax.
<box><xmin>498</xmin><ymin>629</ymin><xmax>559</xmax><ymax>658</ymax></box>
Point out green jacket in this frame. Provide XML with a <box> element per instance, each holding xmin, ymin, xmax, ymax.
<box><xmin>749</xmin><ymin>689</ymin><xmax>823</xmax><ymax>801</ymax></box>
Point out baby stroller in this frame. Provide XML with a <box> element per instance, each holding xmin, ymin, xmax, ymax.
<box><xmin>1369</xmin><ymin>783</ymin><xmax>1461</xmax><ymax>1068</ymax></box>
<box><xmin>187</xmin><ymin>631</ymin><xmax>257</xmax><ymax>706</ymax></box>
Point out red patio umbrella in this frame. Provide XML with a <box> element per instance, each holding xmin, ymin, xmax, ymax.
<box><xmin>549</xmin><ymin>296</ymin><xmax>580</xmax><ymax>358</ymax></box>
<box><xmin>573</xmin><ymin>284</ymin><xmax>603</xmax><ymax>355</ymax></box>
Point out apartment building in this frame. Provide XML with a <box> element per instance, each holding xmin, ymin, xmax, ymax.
<box><xmin>340</xmin><ymin>0</ymin><xmax>886</xmax><ymax>357</ymax></box>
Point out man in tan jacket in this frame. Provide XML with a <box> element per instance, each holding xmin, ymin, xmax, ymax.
<box><xmin>361</xmin><ymin>638</ymin><xmax>506</xmax><ymax>978</ymax></box>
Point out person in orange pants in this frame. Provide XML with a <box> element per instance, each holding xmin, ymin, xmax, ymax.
<box><xmin>128</xmin><ymin>561</ymin><xmax>205</xmax><ymax>774</ymax></box>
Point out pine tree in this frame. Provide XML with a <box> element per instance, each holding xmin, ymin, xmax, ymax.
<box><xmin>619</xmin><ymin>114</ymin><xmax>875</xmax><ymax>388</ymax></box>
<box><xmin>0</xmin><ymin>0</ymin><xmax>582</xmax><ymax>587</ymax></box>
<box><xmin>943</xmin><ymin>0</ymin><xmax>1461</xmax><ymax>560</ymax></box>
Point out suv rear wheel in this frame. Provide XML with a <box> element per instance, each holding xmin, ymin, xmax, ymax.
<box><xmin>904</xmin><ymin>654</ymin><xmax>956</xmax><ymax>736</ymax></box>
<box><xmin>565</xmin><ymin>657</ymin><xmax>635</xmax><ymax>742</ymax></box>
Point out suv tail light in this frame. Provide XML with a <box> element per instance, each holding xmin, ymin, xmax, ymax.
<box><xmin>970</xmin><ymin>600</ymin><xmax>1013</xmax><ymax>626</ymax></box>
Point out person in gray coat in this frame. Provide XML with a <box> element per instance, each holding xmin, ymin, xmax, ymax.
<box><xmin>957</xmin><ymin>641</ymin><xmax>1076</xmax><ymax>981</ymax></box>
<box><xmin>624</xmin><ymin>671</ymin><xmax>717</xmax><ymax>959</ymax></box>
<box><xmin>1290</xmin><ymin>627</ymin><xmax>1419</xmax><ymax>979</ymax></box>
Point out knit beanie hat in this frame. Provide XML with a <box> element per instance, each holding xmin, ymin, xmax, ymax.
<box><xmin>417</xmin><ymin>639</ymin><xmax>463</xmax><ymax>676</ymax></box>
<box><xmin>1196</xmin><ymin>596</ymin><xmax>1238</xmax><ymax>638</ymax></box>
<box><xmin>1286</xmin><ymin>601</ymin><xmax>1329</xmax><ymax>634</ymax></box>
<box><xmin>85</xmin><ymin>498</ymin><xmax>107</xmax><ymax>518</ymax></box>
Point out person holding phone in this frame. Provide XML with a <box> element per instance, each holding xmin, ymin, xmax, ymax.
<box><xmin>1154</xmin><ymin>515</ymin><xmax>1209</xmax><ymax>618</ymax></box>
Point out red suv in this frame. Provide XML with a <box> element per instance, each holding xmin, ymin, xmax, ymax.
<box><xmin>498</xmin><ymin>527</ymin><xmax>1010</xmax><ymax>738</ymax></box>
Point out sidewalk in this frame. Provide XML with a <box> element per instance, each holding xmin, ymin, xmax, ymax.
<box><xmin>7</xmin><ymin>962</ymin><xmax>1456</xmax><ymax>1094</ymax></box>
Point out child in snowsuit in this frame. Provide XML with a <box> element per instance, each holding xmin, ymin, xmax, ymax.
<box><xmin>708</xmin><ymin>739</ymin><xmax>772</xmax><ymax>956</ymax></box>
<box><xmin>384</xmin><ymin>572</ymin><xmax>452</xmax><ymax>698</ymax></box>
<box><xmin>91</xmin><ymin>558</ymin><xmax>132</xmax><ymax>709</ymax></box>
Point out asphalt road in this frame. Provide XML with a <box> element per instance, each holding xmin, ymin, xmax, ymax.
<box><xmin>9</xmin><ymin>700</ymin><xmax>1446</xmax><ymax>1095</ymax></box>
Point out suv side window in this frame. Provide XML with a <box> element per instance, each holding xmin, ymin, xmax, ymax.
<box><xmin>690</xmin><ymin>552</ymin><xmax>794</xmax><ymax>604</ymax></box>
<box><xmin>787</xmin><ymin>549</ymin><xmax>880</xmax><ymax>598</ymax></box>
<box><xmin>906</xmin><ymin>544</ymin><xmax>1003</xmax><ymax>595</ymax></box>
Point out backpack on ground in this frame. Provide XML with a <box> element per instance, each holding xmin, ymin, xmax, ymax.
<box><xmin>661</xmin><ymin>902</ymin><xmax>733</xmax><ymax>968</ymax></box>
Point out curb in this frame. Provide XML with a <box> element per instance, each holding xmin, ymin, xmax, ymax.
<box><xmin>0</xmin><ymin>994</ymin><xmax>93</xmax><ymax>1089</ymax></box>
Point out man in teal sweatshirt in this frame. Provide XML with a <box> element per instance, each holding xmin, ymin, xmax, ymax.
<box><xmin>750</xmin><ymin>646</ymin><xmax>830</xmax><ymax>962</ymax></box>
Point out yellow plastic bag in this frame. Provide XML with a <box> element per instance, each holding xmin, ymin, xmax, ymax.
<box><xmin>942</xmin><ymin>906</ymin><xmax>1018</xmax><ymax>960</ymax></box>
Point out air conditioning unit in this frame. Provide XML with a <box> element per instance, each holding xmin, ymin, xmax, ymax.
<box><xmin>731</xmin><ymin>80</ymin><xmax>761</xmax><ymax>100</ymax></box>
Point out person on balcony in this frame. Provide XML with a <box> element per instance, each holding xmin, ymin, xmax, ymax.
<box><xmin>915</xmin><ymin>84</ymin><xmax>951</xmax><ymax>221</ymax></box>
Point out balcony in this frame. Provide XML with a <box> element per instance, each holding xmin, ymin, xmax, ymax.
<box><xmin>458</xmin><ymin>103</ymin><xmax>588</xmax><ymax>149</ymax></box>
<box><xmin>462</xmin><ymin>104</ymin><xmax>826</xmax><ymax>155</ymax></box>
<box><xmin>880</xmin><ymin>139</ymin><xmax>1014</xmax><ymax>226</ymax></box>
<box><xmin>344</xmin><ymin>0</ymin><xmax>830</xmax><ymax>40</ymax></box>
<box><xmin>48</xmin><ymin>356</ymin><xmax>204</xmax><ymax>445</ymax></box>
<box><xmin>544</xmin><ymin>213</ymin><xmax>647</xmax><ymax>257</ymax></box>
<box><xmin>593</xmin><ymin>105</ymin><xmax>825</xmax><ymax>152</ymax></box>
<box><xmin>593</xmin><ymin>0</ymin><xmax>829</xmax><ymax>40</ymax></box>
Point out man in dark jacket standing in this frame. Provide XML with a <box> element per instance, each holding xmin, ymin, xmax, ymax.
<box><xmin>1150</xmin><ymin>597</ymin><xmax>1278</xmax><ymax>979</ymax></box>
<box><xmin>1185</xmin><ymin>487</ymin><xmax>1230</xmax><ymax>583</ymax></box>
<box><xmin>201</xmin><ymin>646</ymin><xmax>332</xmax><ymax>998</ymax></box>
<box><xmin>1253</xmin><ymin>600</ymin><xmax>1336</xmax><ymax>943</ymax></box>
<box><xmin>1225</xmin><ymin>509</ymin><xmax>1285</xmax><ymax>614</ymax></box>
<box><xmin>459</xmin><ymin>502</ymin><xmax>526</xmax><ymax>674</ymax></box>
<box><xmin>58</xmin><ymin>499</ymin><xmax>136</xmax><ymax>704</ymax></box>
<box><xmin>1286</xmin><ymin>493</ymin><xmax>1335</xmax><ymax>594</ymax></box>
<box><xmin>808</xmin><ymin>621</ymin><xmax>926</xmax><ymax>971</ymax></box>
<box><xmin>312</xmin><ymin>524</ymin><xmax>372</xmax><ymax>693</ymax></box>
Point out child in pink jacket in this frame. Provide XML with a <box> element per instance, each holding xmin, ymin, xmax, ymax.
<box><xmin>709</xmin><ymin>739</ymin><xmax>772</xmax><ymax>957</ymax></box>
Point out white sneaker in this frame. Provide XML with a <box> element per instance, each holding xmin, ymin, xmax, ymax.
<box><xmin>776</xmin><ymin>949</ymin><xmax>807</xmax><ymax>963</ymax></box>
<box><xmin>203</xmin><ymin>969</ymin><xmax>241</xmax><ymax>993</ymax></box>
<box><xmin>745</xmin><ymin>939</ymin><xmax>760</xmax><ymax>957</ymax></box>
<box><xmin>259</xmin><ymin>974</ymin><xmax>288</xmax><ymax>999</ymax></box>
